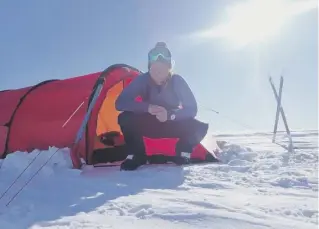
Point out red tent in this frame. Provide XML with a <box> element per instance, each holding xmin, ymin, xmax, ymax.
<box><xmin>0</xmin><ymin>64</ymin><xmax>210</xmax><ymax>169</ymax></box>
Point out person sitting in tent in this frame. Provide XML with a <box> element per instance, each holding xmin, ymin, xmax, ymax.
<box><xmin>115</xmin><ymin>42</ymin><xmax>210</xmax><ymax>171</ymax></box>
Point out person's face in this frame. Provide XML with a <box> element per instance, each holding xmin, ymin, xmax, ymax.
<box><xmin>149</xmin><ymin>61</ymin><xmax>170</xmax><ymax>85</ymax></box>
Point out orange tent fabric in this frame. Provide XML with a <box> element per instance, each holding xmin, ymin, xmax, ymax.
<box><xmin>0</xmin><ymin>64</ymin><xmax>209</xmax><ymax>169</ymax></box>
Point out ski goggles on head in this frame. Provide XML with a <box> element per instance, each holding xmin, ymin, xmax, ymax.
<box><xmin>148</xmin><ymin>48</ymin><xmax>171</xmax><ymax>63</ymax></box>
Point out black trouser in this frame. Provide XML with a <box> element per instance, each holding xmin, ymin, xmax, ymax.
<box><xmin>117</xmin><ymin>111</ymin><xmax>209</xmax><ymax>159</ymax></box>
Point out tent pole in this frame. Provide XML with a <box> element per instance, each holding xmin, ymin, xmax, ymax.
<box><xmin>74</xmin><ymin>82</ymin><xmax>104</xmax><ymax>166</ymax></box>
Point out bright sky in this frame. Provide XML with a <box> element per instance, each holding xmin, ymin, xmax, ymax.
<box><xmin>0</xmin><ymin>0</ymin><xmax>317</xmax><ymax>133</ymax></box>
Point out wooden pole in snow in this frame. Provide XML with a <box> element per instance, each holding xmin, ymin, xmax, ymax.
<box><xmin>269</xmin><ymin>75</ymin><xmax>294</xmax><ymax>152</ymax></box>
<box><xmin>271</xmin><ymin>76</ymin><xmax>284</xmax><ymax>143</ymax></box>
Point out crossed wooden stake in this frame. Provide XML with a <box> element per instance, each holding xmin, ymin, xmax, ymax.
<box><xmin>269</xmin><ymin>76</ymin><xmax>295</xmax><ymax>152</ymax></box>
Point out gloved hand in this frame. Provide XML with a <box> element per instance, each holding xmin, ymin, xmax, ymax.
<box><xmin>173</xmin><ymin>152</ymin><xmax>191</xmax><ymax>165</ymax></box>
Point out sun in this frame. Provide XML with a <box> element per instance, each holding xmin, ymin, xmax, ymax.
<box><xmin>193</xmin><ymin>0</ymin><xmax>317</xmax><ymax>48</ymax></box>
<box><xmin>221</xmin><ymin>0</ymin><xmax>290</xmax><ymax>46</ymax></box>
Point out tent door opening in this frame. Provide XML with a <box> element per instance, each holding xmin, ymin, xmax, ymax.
<box><xmin>92</xmin><ymin>81</ymin><xmax>127</xmax><ymax>164</ymax></box>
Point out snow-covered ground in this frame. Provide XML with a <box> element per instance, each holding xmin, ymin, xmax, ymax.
<box><xmin>0</xmin><ymin>130</ymin><xmax>317</xmax><ymax>229</ymax></box>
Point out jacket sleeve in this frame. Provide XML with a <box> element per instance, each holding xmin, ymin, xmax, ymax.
<box><xmin>115</xmin><ymin>73</ymin><xmax>150</xmax><ymax>113</ymax></box>
<box><xmin>172</xmin><ymin>75</ymin><xmax>198</xmax><ymax>120</ymax></box>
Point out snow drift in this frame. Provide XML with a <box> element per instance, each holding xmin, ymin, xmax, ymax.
<box><xmin>0</xmin><ymin>130</ymin><xmax>317</xmax><ymax>229</ymax></box>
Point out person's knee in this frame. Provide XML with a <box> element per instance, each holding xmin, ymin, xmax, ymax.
<box><xmin>118</xmin><ymin>111</ymin><xmax>135</xmax><ymax>127</ymax></box>
<box><xmin>178</xmin><ymin>119</ymin><xmax>208</xmax><ymax>134</ymax></box>
<box><xmin>177</xmin><ymin>118</ymin><xmax>209</xmax><ymax>145</ymax></box>
<box><xmin>192</xmin><ymin>119</ymin><xmax>209</xmax><ymax>140</ymax></box>
<box><xmin>197</xmin><ymin>120</ymin><xmax>209</xmax><ymax>135</ymax></box>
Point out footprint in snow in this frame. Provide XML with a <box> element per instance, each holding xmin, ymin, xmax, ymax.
<box><xmin>127</xmin><ymin>204</ymin><xmax>154</xmax><ymax>219</ymax></box>
<box><xmin>104</xmin><ymin>203</ymin><xmax>154</xmax><ymax>219</ymax></box>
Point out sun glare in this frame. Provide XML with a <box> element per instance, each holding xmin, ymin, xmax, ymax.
<box><xmin>193</xmin><ymin>0</ymin><xmax>317</xmax><ymax>48</ymax></box>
